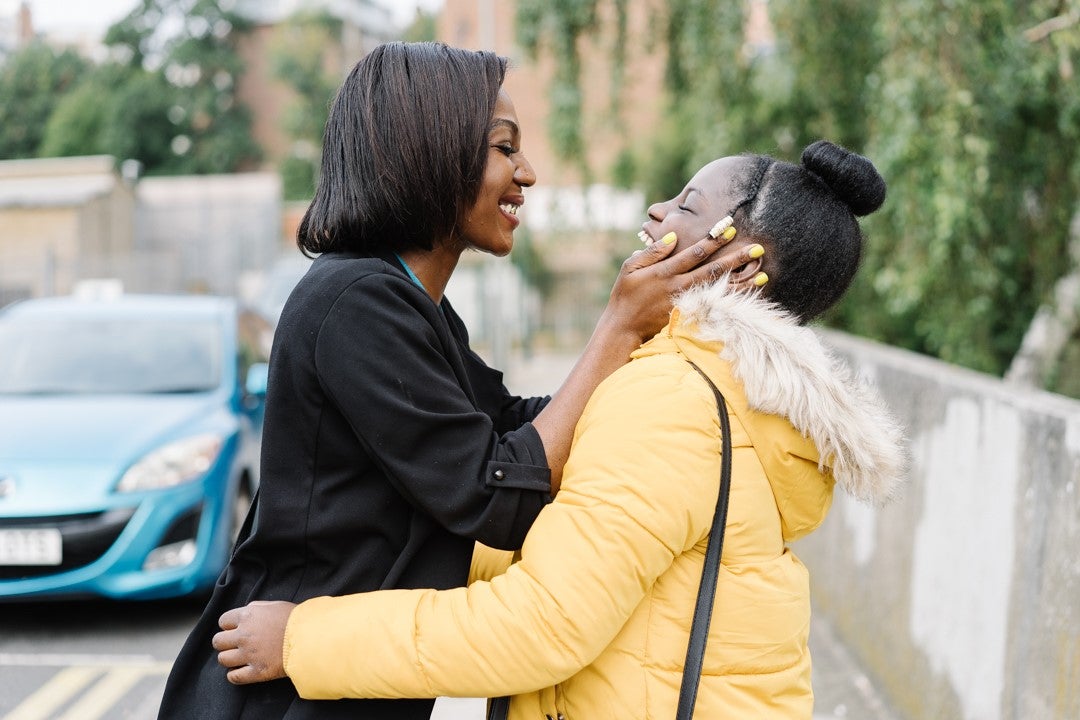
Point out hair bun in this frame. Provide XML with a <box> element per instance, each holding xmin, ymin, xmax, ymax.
<box><xmin>801</xmin><ymin>140</ymin><xmax>886</xmax><ymax>217</ymax></box>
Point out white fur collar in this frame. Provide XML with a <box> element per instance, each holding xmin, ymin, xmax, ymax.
<box><xmin>676</xmin><ymin>283</ymin><xmax>907</xmax><ymax>505</ymax></box>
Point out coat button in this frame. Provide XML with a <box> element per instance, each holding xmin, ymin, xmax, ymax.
<box><xmin>493</xmin><ymin>469</ymin><xmax>505</xmax><ymax>481</ymax></box>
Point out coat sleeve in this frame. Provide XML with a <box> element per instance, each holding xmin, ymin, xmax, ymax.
<box><xmin>468</xmin><ymin>543</ymin><xmax>515</xmax><ymax>584</ymax></box>
<box><xmin>314</xmin><ymin>275</ymin><xmax>551</xmax><ymax>550</ymax></box>
<box><xmin>283</xmin><ymin>359</ymin><xmax>722</xmax><ymax>700</ymax></box>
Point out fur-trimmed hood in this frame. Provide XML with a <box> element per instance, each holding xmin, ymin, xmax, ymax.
<box><xmin>674</xmin><ymin>282</ymin><xmax>906</xmax><ymax>506</ymax></box>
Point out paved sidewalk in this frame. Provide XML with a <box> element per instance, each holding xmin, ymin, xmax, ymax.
<box><xmin>809</xmin><ymin>615</ymin><xmax>903</xmax><ymax>720</ymax></box>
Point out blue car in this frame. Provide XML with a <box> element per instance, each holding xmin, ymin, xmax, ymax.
<box><xmin>0</xmin><ymin>293</ymin><xmax>268</xmax><ymax>601</ymax></box>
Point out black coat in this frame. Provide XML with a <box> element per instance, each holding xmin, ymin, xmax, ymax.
<box><xmin>159</xmin><ymin>252</ymin><xmax>552</xmax><ymax>719</ymax></box>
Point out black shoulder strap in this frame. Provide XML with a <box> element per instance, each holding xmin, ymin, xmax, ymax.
<box><xmin>677</xmin><ymin>361</ymin><xmax>734</xmax><ymax>720</ymax></box>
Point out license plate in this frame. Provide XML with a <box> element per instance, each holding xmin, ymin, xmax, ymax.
<box><xmin>0</xmin><ymin>528</ymin><xmax>63</xmax><ymax>565</ymax></box>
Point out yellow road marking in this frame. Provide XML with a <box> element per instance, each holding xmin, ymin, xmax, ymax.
<box><xmin>2</xmin><ymin>666</ymin><xmax>101</xmax><ymax>720</ymax></box>
<box><xmin>0</xmin><ymin>653</ymin><xmax>160</xmax><ymax>667</ymax></box>
<box><xmin>2</xmin><ymin>663</ymin><xmax>173</xmax><ymax>720</ymax></box>
<box><xmin>55</xmin><ymin>666</ymin><xmax>149</xmax><ymax>720</ymax></box>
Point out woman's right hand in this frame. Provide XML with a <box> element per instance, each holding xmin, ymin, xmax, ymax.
<box><xmin>213</xmin><ymin>601</ymin><xmax>296</xmax><ymax>685</ymax></box>
<box><xmin>603</xmin><ymin>226</ymin><xmax>761</xmax><ymax>342</ymax></box>
<box><xmin>533</xmin><ymin>222</ymin><xmax>761</xmax><ymax>492</ymax></box>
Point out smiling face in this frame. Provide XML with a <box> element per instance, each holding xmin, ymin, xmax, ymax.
<box><xmin>456</xmin><ymin>90</ymin><xmax>537</xmax><ymax>257</ymax></box>
<box><xmin>642</xmin><ymin>156</ymin><xmax>758</xmax><ymax>255</ymax></box>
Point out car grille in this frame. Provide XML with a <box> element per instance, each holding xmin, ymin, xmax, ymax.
<box><xmin>0</xmin><ymin>508</ymin><xmax>137</xmax><ymax>580</ymax></box>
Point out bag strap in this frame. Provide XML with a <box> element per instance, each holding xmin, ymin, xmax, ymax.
<box><xmin>487</xmin><ymin>695</ymin><xmax>509</xmax><ymax>720</ymax></box>
<box><xmin>676</xmin><ymin>360</ymin><xmax>734</xmax><ymax>720</ymax></box>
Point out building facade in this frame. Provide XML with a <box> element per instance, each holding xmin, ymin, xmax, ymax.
<box><xmin>0</xmin><ymin>155</ymin><xmax>135</xmax><ymax>304</ymax></box>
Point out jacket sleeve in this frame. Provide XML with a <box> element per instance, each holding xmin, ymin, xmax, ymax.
<box><xmin>468</xmin><ymin>543</ymin><xmax>515</xmax><ymax>584</ymax></box>
<box><xmin>284</xmin><ymin>360</ymin><xmax>722</xmax><ymax>700</ymax></box>
<box><xmin>314</xmin><ymin>275</ymin><xmax>551</xmax><ymax>550</ymax></box>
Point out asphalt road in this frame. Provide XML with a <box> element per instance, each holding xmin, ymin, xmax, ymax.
<box><xmin>0</xmin><ymin>597</ymin><xmax>200</xmax><ymax>719</ymax></box>
<box><xmin>0</xmin><ymin>597</ymin><xmax>483</xmax><ymax>720</ymax></box>
<box><xmin>0</xmin><ymin>598</ymin><xmax>482</xmax><ymax>719</ymax></box>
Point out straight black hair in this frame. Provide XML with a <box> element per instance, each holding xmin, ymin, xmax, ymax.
<box><xmin>297</xmin><ymin>42</ymin><xmax>508</xmax><ymax>256</ymax></box>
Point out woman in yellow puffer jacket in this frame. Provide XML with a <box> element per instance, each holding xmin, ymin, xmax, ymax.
<box><xmin>214</xmin><ymin>140</ymin><xmax>906</xmax><ymax>719</ymax></box>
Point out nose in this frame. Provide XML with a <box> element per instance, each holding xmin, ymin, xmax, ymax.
<box><xmin>515</xmin><ymin>152</ymin><xmax>537</xmax><ymax>188</ymax></box>
<box><xmin>647</xmin><ymin>201</ymin><xmax>668</xmax><ymax>222</ymax></box>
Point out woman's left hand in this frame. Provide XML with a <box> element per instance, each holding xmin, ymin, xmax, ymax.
<box><xmin>213</xmin><ymin>601</ymin><xmax>296</xmax><ymax>685</ymax></box>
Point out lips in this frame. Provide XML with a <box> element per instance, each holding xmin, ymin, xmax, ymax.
<box><xmin>499</xmin><ymin>194</ymin><xmax>524</xmax><ymax>226</ymax></box>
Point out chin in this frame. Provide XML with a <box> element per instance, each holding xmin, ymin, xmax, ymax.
<box><xmin>471</xmin><ymin>237</ymin><xmax>514</xmax><ymax>257</ymax></box>
<box><xmin>465</xmin><ymin>246</ymin><xmax>513</xmax><ymax>258</ymax></box>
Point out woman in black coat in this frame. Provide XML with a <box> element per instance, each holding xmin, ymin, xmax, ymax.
<box><xmin>158</xmin><ymin>41</ymin><xmax>747</xmax><ymax>720</ymax></box>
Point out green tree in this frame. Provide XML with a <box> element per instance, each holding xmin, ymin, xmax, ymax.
<box><xmin>39</xmin><ymin>78</ymin><xmax>110</xmax><ymax>158</ymax></box>
<box><xmin>517</xmin><ymin>2</ymin><xmax>789</xmax><ymax>200</ymax></box>
<box><xmin>38</xmin><ymin>60</ymin><xmax>183</xmax><ymax>173</ymax></box>
<box><xmin>0</xmin><ymin>42</ymin><xmax>88</xmax><ymax>159</ymax></box>
<box><xmin>269</xmin><ymin>11</ymin><xmax>342</xmax><ymax>199</ymax></box>
<box><xmin>101</xmin><ymin>69</ymin><xmax>187</xmax><ymax>174</ymax></box>
<box><xmin>518</xmin><ymin>0</ymin><xmax>1080</xmax><ymax>382</ymax></box>
<box><xmin>837</xmin><ymin>0</ymin><xmax>1080</xmax><ymax>374</ymax></box>
<box><xmin>517</xmin><ymin>0</ymin><xmax>600</xmax><ymax>178</ymax></box>
<box><xmin>103</xmin><ymin>0</ymin><xmax>260</xmax><ymax>174</ymax></box>
<box><xmin>768</xmin><ymin>0</ymin><xmax>884</xmax><ymax>153</ymax></box>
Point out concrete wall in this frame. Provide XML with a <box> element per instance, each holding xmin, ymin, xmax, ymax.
<box><xmin>796</xmin><ymin>330</ymin><xmax>1080</xmax><ymax>720</ymax></box>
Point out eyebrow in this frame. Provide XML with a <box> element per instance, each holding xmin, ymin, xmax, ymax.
<box><xmin>489</xmin><ymin>118</ymin><xmax>519</xmax><ymax>136</ymax></box>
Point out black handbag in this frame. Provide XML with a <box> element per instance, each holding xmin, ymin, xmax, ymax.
<box><xmin>489</xmin><ymin>361</ymin><xmax>732</xmax><ymax>720</ymax></box>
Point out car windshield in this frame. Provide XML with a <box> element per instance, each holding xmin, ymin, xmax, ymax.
<box><xmin>0</xmin><ymin>315</ymin><xmax>223</xmax><ymax>395</ymax></box>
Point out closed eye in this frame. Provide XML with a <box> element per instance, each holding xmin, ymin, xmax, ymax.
<box><xmin>492</xmin><ymin>144</ymin><xmax>518</xmax><ymax>157</ymax></box>
<box><xmin>678</xmin><ymin>204</ymin><xmax>694</xmax><ymax>213</ymax></box>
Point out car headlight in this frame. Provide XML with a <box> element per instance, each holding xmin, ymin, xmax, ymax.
<box><xmin>117</xmin><ymin>434</ymin><xmax>224</xmax><ymax>492</ymax></box>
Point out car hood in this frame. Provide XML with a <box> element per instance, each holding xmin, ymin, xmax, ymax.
<box><xmin>0</xmin><ymin>394</ymin><xmax>231</xmax><ymax>464</ymax></box>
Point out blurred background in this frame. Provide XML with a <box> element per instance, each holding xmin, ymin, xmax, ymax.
<box><xmin>0</xmin><ymin>2</ymin><xmax>1078</xmax><ymax>719</ymax></box>
<box><xmin>1</xmin><ymin>0</ymin><xmax>1079</xmax><ymax>391</ymax></box>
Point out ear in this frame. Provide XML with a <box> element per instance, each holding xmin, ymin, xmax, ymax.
<box><xmin>729</xmin><ymin>256</ymin><xmax>763</xmax><ymax>283</ymax></box>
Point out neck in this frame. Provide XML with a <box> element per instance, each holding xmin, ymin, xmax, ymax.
<box><xmin>397</xmin><ymin>242</ymin><xmax>462</xmax><ymax>303</ymax></box>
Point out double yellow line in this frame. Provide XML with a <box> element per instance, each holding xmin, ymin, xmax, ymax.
<box><xmin>2</xmin><ymin>658</ymin><xmax>172</xmax><ymax>720</ymax></box>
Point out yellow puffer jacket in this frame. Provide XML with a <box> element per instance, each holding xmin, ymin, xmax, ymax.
<box><xmin>283</xmin><ymin>284</ymin><xmax>906</xmax><ymax>719</ymax></box>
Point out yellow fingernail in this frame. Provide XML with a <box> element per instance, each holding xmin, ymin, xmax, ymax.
<box><xmin>749</xmin><ymin>244</ymin><xmax>764</xmax><ymax>259</ymax></box>
<box><xmin>722</xmin><ymin>226</ymin><xmax>737</xmax><ymax>241</ymax></box>
<box><xmin>753</xmin><ymin>272</ymin><xmax>769</xmax><ymax>287</ymax></box>
<box><xmin>661</xmin><ymin>231</ymin><xmax>677</xmax><ymax>245</ymax></box>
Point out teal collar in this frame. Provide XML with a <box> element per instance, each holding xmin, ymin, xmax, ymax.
<box><xmin>394</xmin><ymin>253</ymin><xmax>426</xmax><ymax>292</ymax></box>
